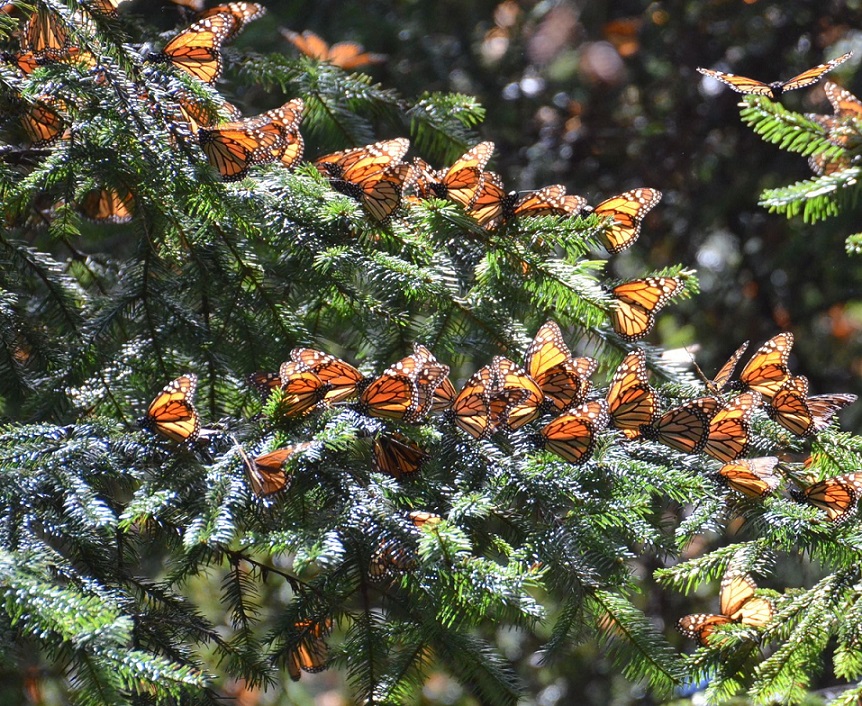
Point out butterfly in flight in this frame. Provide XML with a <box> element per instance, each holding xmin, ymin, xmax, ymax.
<box><xmin>718</xmin><ymin>457</ymin><xmax>781</xmax><ymax>499</ymax></box>
<box><xmin>610</xmin><ymin>277</ymin><xmax>684</xmax><ymax>341</ymax></box>
<box><xmin>790</xmin><ymin>472</ymin><xmax>862</xmax><ymax>523</ymax></box>
<box><xmin>697</xmin><ymin>52</ymin><xmax>852</xmax><ymax>99</ymax></box>
<box><xmin>281</xmin><ymin>28</ymin><xmax>386</xmax><ymax>70</ymax></box>
<box><xmin>315</xmin><ymin>138</ymin><xmax>412</xmax><ymax>222</ymax></box>
<box><xmin>678</xmin><ymin>571</ymin><xmax>774</xmax><ymax>646</ymax></box>
<box><xmin>766</xmin><ymin>375</ymin><xmax>857</xmax><ymax>437</ymax></box>
<box><xmin>141</xmin><ymin>374</ymin><xmax>201</xmax><ymax>444</ymax></box>
<box><xmin>606</xmin><ymin>349</ymin><xmax>658</xmax><ymax>437</ymax></box>
<box><xmin>533</xmin><ymin>399</ymin><xmax>610</xmax><ymax>464</ymax></box>
<box><xmin>525</xmin><ymin>320</ymin><xmax>597</xmax><ymax>413</ymax></box>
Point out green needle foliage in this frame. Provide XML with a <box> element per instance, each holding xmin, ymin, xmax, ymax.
<box><xmin>2</xmin><ymin>3</ymin><xmax>862</xmax><ymax>706</ymax></box>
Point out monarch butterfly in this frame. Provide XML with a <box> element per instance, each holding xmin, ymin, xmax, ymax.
<box><xmin>280</xmin><ymin>27</ymin><xmax>386</xmax><ymax>70</ymax></box>
<box><xmin>466</xmin><ymin>175</ymin><xmax>583</xmax><ymax>229</ymax></box>
<box><xmin>142</xmin><ymin>374</ymin><xmax>201</xmax><ymax>444</ymax></box>
<box><xmin>705</xmin><ymin>341</ymin><xmax>750</xmax><ymax>394</ymax></box>
<box><xmin>198</xmin><ymin>3</ymin><xmax>266</xmax><ymax>40</ymax></box>
<box><xmin>534</xmin><ymin>399</ymin><xmax>610</xmax><ymax>464</ymax></box>
<box><xmin>315</xmin><ymin>138</ymin><xmax>412</xmax><ymax>222</ymax></box>
<box><xmin>447</xmin><ymin>364</ymin><xmax>494</xmax><ymax>439</ymax></box>
<box><xmin>358</xmin><ymin>344</ymin><xmax>449</xmax><ymax>423</ymax></box>
<box><xmin>823</xmin><ymin>80</ymin><xmax>862</xmax><ymax>117</ymax></box>
<box><xmin>791</xmin><ymin>472</ymin><xmax>862</xmax><ymax>523</ymax></box>
<box><xmin>610</xmin><ymin>277</ymin><xmax>684</xmax><ymax>341</ymax></box>
<box><xmin>736</xmin><ymin>333</ymin><xmax>794</xmax><ymax>401</ymax></box>
<box><xmin>718</xmin><ymin>457</ymin><xmax>780</xmax><ymax>498</ymax></box>
<box><xmin>678</xmin><ymin>572</ymin><xmax>774</xmax><ymax>646</ymax></box>
<box><xmin>589</xmin><ymin>188</ymin><xmax>661</xmax><ymax>254</ymax></box>
<box><xmin>198</xmin><ymin>116</ymin><xmax>284</xmax><ymax>181</ymax></box>
<box><xmin>240</xmin><ymin>442</ymin><xmax>312</xmax><ymax>497</ymax></box>
<box><xmin>697</xmin><ymin>52</ymin><xmax>852</xmax><ymax>100</ymax></box>
<box><xmin>369</xmin><ymin>512</ymin><xmax>441</xmax><ymax>582</ymax></box>
<box><xmin>146</xmin><ymin>15</ymin><xmax>233</xmax><ymax>84</ymax></box>
<box><xmin>606</xmin><ymin>349</ymin><xmax>659</xmax><ymax>435</ymax></box>
<box><xmin>277</xmin><ymin>361</ymin><xmax>332</xmax><ymax>417</ymax></box>
<box><xmin>264</xmin><ymin>98</ymin><xmax>305</xmax><ymax>169</ymax></box>
<box><xmin>703</xmin><ymin>391</ymin><xmax>761</xmax><ymax>462</ymax></box>
<box><xmin>289</xmin><ymin>348</ymin><xmax>365</xmax><ymax>404</ymax></box>
<box><xmin>766</xmin><ymin>376</ymin><xmax>857</xmax><ymax>436</ymax></box>
<box><xmin>489</xmin><ymin>356</ymin><xmax>544</xmax><ymax>431</ymax></box>
<box><xmin>19</xmin><ymin>97</ymin><xmax>66</xmax><ymax>147</ymax></box>
<box><xmin>79</xmin><ymin>187</ymin><xmax>135</xmax><ymax>223</ymax></box>
<box><xmin>22</xmin><ymin>7</ymin><xmax>69</xmax><ymax>55</ymax></box>
<box><xmin>174</xmin><ymin>92</ymin><xmax>242</xmax><ymax>133</ymax></box>
<box><xmin>372</xmin><ymin>432</ymin><xmax>428</xmax><ymax>479</ymax></box>
<box><xmin>430</xmin><ymin>374</ymin><xmax>457</xmax><ymax>413</ymax></box>
<box><xmin>410</xmin><ymin>141</ymin><xmax>495</xmax><ymax>208</ymax></box>
<box><xmin>247</xmin><ymin>371</ymin><xmax>282</xmax><ymax>401</ymax></box>
<box><xmin>525</xmin><ymin>321</ymin><xmax>597</xmax><ymax>412</ymax></box>
<box><xmin>642</xmin><ymin>397</ymin><xmax>719</xmax><ymax>454</ymax></box>
<box><xmin>287</xmin><ymin>618</ymin><xmax>332</xmax><ymax>681</ymax></box>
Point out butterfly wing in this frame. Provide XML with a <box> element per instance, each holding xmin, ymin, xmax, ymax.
<box><xmin>512</xmin><ymin>185</ymin><xmax>569</xmax><ymax>218</ymax></box>
<box><xmin>439</xmin><ymin>141</ymin><xmax>495</xmax><ymax>207</ymax></box>
<box><xmin>449</xmin><ymin>364</ymin><xmax>494</xmax><ymax>439</ymax></box>
<box><xmin>151</xmin><ymin>15</ymin><xmax>232</xmax><ymax>84</ymax></box>
<box><xmin>592</xmin><ymin>188</ymin><xmax>661</xmax><ymax>254</ymax></box>
<box><xmin>144</xmin><ymin>374</ymin><xmax>200</xmax><ymax>443</ymax></box>
<box><xmin>677</xmin><ymin>613</ymin><xmax>733</xmax><ymax>646</ymax></box>
<box><xmin>290</xmin><ymin>348</ymin><xmax>364</xmax><ymax>403</ymax></box>
<box><xmin>782</xmin><ymin>52</ymin><xmax>853</xmax><ymax>92</ymax></box>
<box><xmin>526</xmin><ymin>321</ymin><xmax>596</xmax><ymax>411</ymax></box>
<box><xmin>718</xmin><ymin>457</ymin><xmax>780</xmax><ymax>498</ymax></box>
<box><xmin>738</xmin><ymin>332</ymin><xmax>793</xmax><ymax>400</ymax></box>
<box><xmin>795</xmin><ymin>473</ymin><xmax>862</xmax><ymax>522</ymax></box>
<box><xmin>20</xmin><ymin>98</ymin><xmax>65</xmax><ymax>147</ymax></box>
<box><xmin>23</xmin><ymin>8</ymin><xmax>68</xmax><ymax>54</ymax></box>
<box><xmin>197</xmin><ymin>2</ymin><xmax>266</xmax><ymax>40</ymax></box>
<box><xmin>277</xmin><ymin>361</ymin><xmax>330</xmax><ymax>417</ymax></box>
<box><xmin>247</xmin><ymin>371</ymin><xmax>282</xmax><ymax>401</ymax></box>
<box><xmin>711</xmin><ymin>341</ymin><xmax>749</xmax><ymax>392</ymax></box>
<box><xmin>244</xmin><ymin>443</ymin><xmax>311</xmax><ymax>497</ymax></box>
<box><xmin>372</xmin><ymin>432</ymin><xmax>428</xmax><ymax>479</ymax></box>
<box><xmin>610</xmin><ymin>277</ymin><xmax>683</xmax><ymax>341</ymax></box>
<box><xmin>537</xmin><ymin>399</ymin><xmax>609</xmax><ymax>464</ymax></box>
<box><xmin>697</xmin><ymin>67</ymin><xmax>773</xmax><ymax>96</ymax></box>
<box><xmin>824</xmin><ymin>81</ymin><xmax>862</xmax><ymax>117</ymax></box>
<box><xmin>606</xmin><ymin>349</ymin><xmax>658</xmax><ymax>432</ymax></box>
<box><xmin>703</xmin><ymin>391</ymin><xmax>761</xmax><ymax>462</ymax></box>
<box><xmin>466</xmin><ymin>171</ymin><xmax>508</xmax><ymax>228</ymax></box>
<box><xmin>287</xmin><ymin>619</ymin><xmax>331</xmax><ymax>681</ymax></box>
<box><xmin>646</xmin><ymin>397</ymin><xmax>719</xmax><ymax>454</ymax></box>
<box><xmin>79</xmin><ymin>187</ymin><xmax>135</xmax><ymax>223</ymax></box>
<box><xmin>198</xmin><ymin>118</ymin><xmax>283</xmax><ymax>181</ymax></box>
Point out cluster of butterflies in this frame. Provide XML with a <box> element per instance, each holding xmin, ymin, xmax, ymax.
<box><xmin>141</xmin><ymin>324</ymin><xmax>859</xmax><ymax>517</ymax></box>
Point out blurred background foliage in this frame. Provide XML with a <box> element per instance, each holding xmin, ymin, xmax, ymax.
<box><xmin>5</xmin><ymin>0</ymin><xmax>862</xmax><ymax>704</ymax></box>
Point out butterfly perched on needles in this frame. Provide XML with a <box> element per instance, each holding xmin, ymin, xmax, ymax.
<box><xmin>79</xmin><ymin>187</ymin><xmax>135</xmax><ymax>223</ymax></box>
<box><xmin>606</xmin><ymin>349</ymin><xmax>659</xmax><ymax>437</ymax></box>
<box><xmin>263</xmin><ymin>98</ymin><xmax>305</xmax><ymax>169</ymax></box>
<box><xmin>287</xmin><ymin>618</ymin><xmax>332</xmax><ymax>681</ymax></box>
<box><xmin>239</xmin><ymin>442</ymin><xmax>312</xmax><ymax>497</ymax></box>
<box><xmin>358</xmin><ymin>344</ymin><xmax>450</xmax><ymax>423</ymax></box>
<box><xmin>280</xmin><ymin>27</ymin><xmax>386</xmax><ymax>70</ymax></box>
<box><xmin>315</xmin><ymin>138</ymin><xmax>413</xmax><ymax>222</ymax></box>
<box><xmin>141</xmin><ymin>374</ymin><xmax>201</xmax><ymax>444</ymax></box>
<box><xmin>702</xmin><ymin>391</ymin><xmax>761</xmax><ymax>462</ymax></box>
<box><xmin>410</xmin><ymin>141</ymin><xmax>495</xmax><ymax>208</ymax></box>
<box><xmin>368</xmin><ymin>511</ymin><xmax>441</xmax><ymax>582</ymax></box>
<box><xmin>21</xmin><ymin>7</ymin><xmax>69</xmax><ymax>55</ymax></box>
<box><xmin>697</xmin><ymin>52</ymin><xmax>853</xmax><ymax>100</ymax></box>
<box><xmin>466</xmin><ymin>173</ymin><xmax>584</xmax><ymax>229</ymax></box>
<box><xmin>277</xmin><ymin>361</ymin><xmax>332</xmax><ymax>417</ymax></box>
<box><xmin>805</xmin><ymin>82</ymin><xmax>862</xmax><ymax>175</ymax></box>
<box><xmin>678</xmin><ymin>571</ymin><xmax>774</xmax><ymax>646</ymax></box>
<box><xmin>702</xmin><ymin>341</ymin><xmax>750</xmax><ymax>394</ymax></box>
<box><xmin>146</xmin><ymin>14</ymin><xmax>233</xmax><ymax>84</ymax></box>
<box><xmin>18</xmin><ymin>96</ymin><xmax>66</xmax><ymax>147</ymax></box>
<box><xmin>766</xmin><ymin>375</ymin><xmax>856</xmax><ymax>437</ymax></box>
<box><xmin>533</xmin><ymin>399</ymin><xmax>610</xmax><ymax>464</ymax></box>
<box><xmin>588</xmin><ymin>188</ymin><xmax>662</xmax><ymax>254</ymax></box>
<box><xmin>610</xmin><ymin>277</ymin><xmax>684</xmax><ymax>342</ymax></box>
<box><xmin>734</xmin><ymin>332</ymin><xmax>794</xmax><ymax>401</ymax></box>
<box><xmin>641</xmin><ymin>396</ymin><xmax>720</xmax><ymax>454</ymax></box>
<box><xmin>524</xmin><ymin>321</ymin><xmax>596</xmax><ymax>413</ymax></box>
<box><xmin>488</xmin><ymin>356</ymin><xmax>545</xmax><ymax>431</ymax></box>
<box><xmin>718</xmin><ymin>457</ymin><xmax>781</xmax><ymax>499</ymax></box>
<box><xmin>447</xmin><ymin>364</ymin><xmax>495</xmax><ymax>439</ymax></box>
<box><xmin>198</xmin><ymin>114</ymin><xmax>285</xmax><ymax>181</ymax></box>
<box><xmin>372</xmin><ymin>432</ymin><xmax>428</xmax><ymax>479</ymax></box>
<box><xmin>791</xmin><ymin>472</ymin><xmax>862</xmax><ymax>523</ymax></box>
<box><xmin>288</xmin><ymin>348</ymin><xmax>365</xmax><ymax>404</ymax></box>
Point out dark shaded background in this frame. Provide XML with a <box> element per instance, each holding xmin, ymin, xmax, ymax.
<box><xmin>94</xmin><ymin>2</ymin><xmax>862</xmax><ymax>703</ymax></box>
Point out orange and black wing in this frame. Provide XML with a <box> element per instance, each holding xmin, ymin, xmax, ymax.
<box><xmin>511</xmin><ymin>184</ymin><xmax>570</xmax><ymax>219</ymax></box>
<box><xmin>592</xmin><ymin>188</ymin><xmax>661</xmax><ymax>254</ymax></box>
<box><xmin>738</xmin><ymin>332</ymin><xmax>793</xmax><ymax>400</ymax></box>
<box><xmin>287</xmin><ymin>619</ymin><xmax>331</xmax><ymax>681</ymax></box>
<box><xmin>242</xmin><ymin>443</ymin><xmax>311</xmax><ymax>497</ymax></box>
<box><xmin>290</xmin><ymin>347</ymin><xmax>364</xmax><ymax>404</ymax></box>
<box><xmin>144</xmin><ymin>374</ymin><xmax>201</xmax><ymax>443</ymax></box>
<box><xmin>709</xmin><ymin>341</ymin><xmax>749</xmax><ymax>393</ymax></box>
<box><xmin>148</xmin><ymin>15</ymin><xmax>232</xmax><ymax>84</ymax></box>
<box><xmin>465</xmin><ymin>171</ymin><xmax>511</xmax><ymax>229</ymax></box>
<box><xmin>697</xmin><ymin>67</ymin><xmax>774</xmax><ymax>96</ymax></box>
<box><xmin>23</xmin><ymin>8</ymin><xmax>69</xmax><ymax>54</ymax></box>
<box><xmin>436</xmin><ymin>141</ymin><xmax>495</xmax><ymax>207</ymax></box>
<box><xmin>824</xmin><ymin>80</ymin><xmax>862</xmax><ymax>117</ymax></box>
<box><xmin>606</xmin><ymin>349</ymin><xmax>658</xmax><ymax>433</ymax></box>
<box><xmin>644</xmin><ymin>396</ymin><xmax>719</xmax><ymax>454</ymax></box>
<box><xmin>703</xmin><ymin>391</ymin><xmax>761</xmax><ymax>462</ymax></box>
<box><xmin>525</xmin><ymin>321</ymin><xmax>596</xmax><ymax>411</ymax></box>
<box><xmin>198</xmin><ymin>118</ymin><xmax>283</xmax><ymax>181</ymax></box>
<box><xmin>79</xmin><ymin>187</ymin><xmax>135</xmax><ymax>223</ymax></box>
<box><xmin>610</xmin><ymin>277</ymin><xmax>683</xmax><ymax>341</ymax></box>
<box><xmin>792</xmin><ymin>472</ymin><xmax>862</xmax><ymax>523</ymax></box>
<box><xmin>197</xmin><ymin>2</ymin><xmax>266</xmax><ymax>40</ymax></box>
<box><xmin>247</xmin><ymin>371</ymin><xmax>282</xmax><ymax>401</ymax></box>
<box><xmin>277</xmin><ymin>361</ymin><xmax>331</xmax><ymax>417</ymax></box>
<box><xmin>372</xmin><ymin>432</ymin><xmax>428</xmax><ymax>479</ymax></box>
<box><xmin>490</xmin><ymin>356</ymin><xmax>544</xmax><ymax>431</ymax></box>
<box><xmin>781</xmin><ymin>52</ymin><xmax>853</xmax><ymax>92</ymax></box>
<box><xmin>677</xmin><ymin>613</ymin><xmax>733</xmax><ymax>646</ymax></box>
<box><xmin>536</xmin><ymin>400</ymin><xmax>609</xmax><ymax>464</ymax></box>
<box><xmin>448</xmin><ymin>364</ymin><xmax>494</xmax><ymax>439</ymax></box>
<box><xmin>718</xmin><ymin>457</ymin><xmax>780</xmax><ymax>498</ymax></box>
<box><xmin>20</xmin><ymin>98</ymin><xmax>65</xmax><ymax>147</ymax></box>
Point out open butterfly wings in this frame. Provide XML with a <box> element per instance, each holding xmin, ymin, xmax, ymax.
<box><xmin>737</xmin><ymin>332</ymin><xmax>794</xmax><ymax>400</ymax></box>
<box><xmin>148</xmin><ymin>14</ymin><xmax>234</xmax><ymax>84</ymax></box>
<box><xmin>792</xmin><ymin>472</ymin><xmax>862</xmax><ymax>523</ymax></box>
<box><xmin>198</xmin><ymin>114</ymin><xmax>285</xmax><ymax>181</ymax></box>
<box><xmin>143</xmin><ymin>374</ymin><xmax>201</xmax><ymax>444</ymax></box>
<box><xmin>703</xmin><ymin>391</ymin><xmax>761</xmax><ymax>462</ymax></box>
<box><xmin>643</xmin><ymin>396</ymin><xmax>720</xmax><ymax>454</ymax></box>
<box><xmin>281</xmin><ymin>28</ymin><xmax>386</xmax><ymax>70</ymax></box>
<box><xmin>697</xmin><ymin>52</ymin><xmax>852</xmax><ymax>99</ymax></box>
<box><xmin>678</xmin><ymin>572</ymin><xmax>774</xmax><ymax>645</ymax></box>
<box><xmin>610</xmin><ymin>276</ymin><xmax>683</xmax><ymax>341</ymax></box>
<box><xmin>413</xmin><ymin>141</ymin><xmax>495</xmax><ymax>207</ymax></box>
<box><xmin>767</xmin><ymin>375</ymin><xmax>857</xmax><ymax>436</ymax></box>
